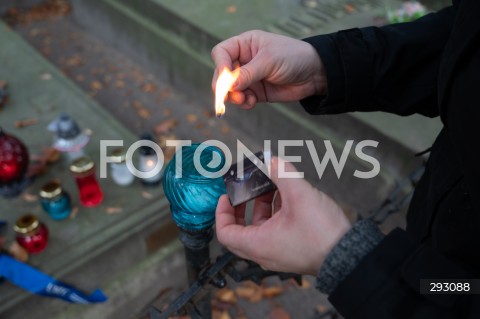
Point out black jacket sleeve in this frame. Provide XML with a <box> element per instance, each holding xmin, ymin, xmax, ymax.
<box><xmin>300</xmin><ymin>6</ymin><xmax>455</xmax><ymax>117</ymax></box>
<box><xmin>329</xmin><ymin>229</ymin><xmax>480</xmax><ymax>319</ymax></box>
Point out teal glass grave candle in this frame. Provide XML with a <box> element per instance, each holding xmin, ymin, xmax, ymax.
<box><xmin>163</xmin><ymin>144</ymin><xmax>226</xmax><ymax>231</ymax></box>
<box><xmin>39</xmin><ymin>181</ymin><xmax>72</xmax><ymax>220</ymax></box>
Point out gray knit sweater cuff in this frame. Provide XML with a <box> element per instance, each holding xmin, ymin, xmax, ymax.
<box><xmin>316</xmin><ymin>219</ymin><xmax>385</xmax><ymax>295</ymax></box>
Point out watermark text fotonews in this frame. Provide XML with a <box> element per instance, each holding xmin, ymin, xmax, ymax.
<box><xmin>99</xmin><ymin>139</ymin><xmax>380</xmax><ymax>180</ymax></box>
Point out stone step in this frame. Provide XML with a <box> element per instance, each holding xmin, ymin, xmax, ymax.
<box><xmin>68</xmin><ymin>0</ymin><xmax>437</xmax><ymax>185</ymax></box>
<box><xmin>0</xmin><ymin>19</ymin><xmax>181</xmax><ymax>319</ymax></box>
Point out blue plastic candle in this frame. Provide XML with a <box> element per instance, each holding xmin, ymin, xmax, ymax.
<box><xmin>163</xmin><ymin>144</ymin><xmax>226</xmax><ymax>231</ymax></box>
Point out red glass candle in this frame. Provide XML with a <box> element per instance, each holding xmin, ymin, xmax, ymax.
<box><xmin>14</xmin><ymin>214</ymin><xmax>49</xmax><ymax>254</ymax></box>
<box><xmin>70</xmin><ymin>156</ymin><xmax>103</xmax><ymax>207</ymax></box>
<box><xmin>0</xmin><ymin>128</ymin><xmax>29</xmax><ymax>184</ymax></box>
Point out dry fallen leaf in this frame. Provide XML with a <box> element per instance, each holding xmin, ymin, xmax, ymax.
<box><xmin>142</xmin><ymin>191</ymin><xmax>153</xmax><ymax>199</ymax></box>
<box><xmin>204</xmin><ymin>110</ymin><xmax>215</xmax><ymax>119</ymax></box>
<box><xmin>64</xmin><ymin>55</ymin><xmax>83</xmax><ymax>67</ymax></box>
<box><xmin>90</xmin><ymin>80</ymin><xmax>103</xmax><ymax>91</ymax></box>
<box><xmin>216</xmin><ymin>288</ymin><xmax>237</xmax><ymax>304</ymax></box>
<box><xmin>186</xmin><ymin>114</ymin><xmax>198</xmax><ymax>123</ymax></box>
<box><xmin>163</xmin><ymin>108</ymin><xmax>172</xmax><ymax>117</ymax></box>
<box><xmin>137</xmin><ymin>108</ymin><xmax>151</xmax><ymax>119</ymax></box>
<box><xmin>154</xmin><ymin>119</ymin><xmax>178</xmax><ymax>135</ymax></box>
<box><xmin>142</xmin><ymin>83</ymin><xmax>157</xmax><ymax>93</ymax></box>
<box><xmin>226</xmin><ymin>5</ymin><xmax>237</xmax><ymax>13</ymax></box>
<box><xmin>220</xmin><ymin>125</ymin><xmax>230</xmax><ymax>135</ymax></box>
<box><xmin>219</xmin><ymin>311</ymin><xmax>231</xmax><ymax>319</ymax></box>
<box><xmin>22</xmin><ymin>193</ymin><xmax>38</xmax><ymax>202</ymax></box>
<box><xmin>70</xmin><ymin>206</ymin><xmax>79</xmax><ymax>219</ymax></box>
<box><xmin>8</xmin><ymin>242</ymin><xmax>29</xmax><ymax>262</ymax></box>
<box><xmin>15</xmin><ymin>118</ymin><xmax>38</xmax><ymax>129</ymax></box>
<box><xmin>300</xmin><ymin>277</ymin><xmax>311</xmax><ymax>289</ymax></box>
<box><xmin>75</xmin><ymin>74</ymin><xmax>85</xmax><ymax>82</ymax></box>
<box><xmin>316</xmin><ymin>304</ymin><xmax>328</xmax><ymax>314</ymax></box>
<box><xmin>132</xmin><ymin>100</ymin><xmax>143</xmax><ymax>109</ymax></box>
<box><xmin>344</xmin><ymin>4</ymin><xmax>356</xmax><ymax>13</ymax></box>
<box><xmin>262</xmin><ymin>286</ymin><xmax>284</xmax><ymax>298</ymax></box>
<box><xmin>106</xmin><ymin>207</ymin><xmax>123</xmax><ymax>214</ymax></box>
<box><xmin>268</xmin><ymin>307</ymin><xmax>291</xmax><ymax>319</ymax></box>
<box><xmin>115</xmin><ymin>80</ymin><xmax>126</xmax><ymax>89</ymax></box>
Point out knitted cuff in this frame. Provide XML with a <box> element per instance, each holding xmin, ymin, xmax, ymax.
<box><xmin>316</xmin><ymin>219</ymin><xmax>385</xmax><ymax>295</ymax></box>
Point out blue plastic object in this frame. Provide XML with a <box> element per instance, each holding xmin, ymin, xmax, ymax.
<box><xmin>41</xmin><ymin>193</ymin><xmax>71</xmax><ymax>220</ymax></box>
<box><xmin>163</xmin><ymin>144</ymin><xmax>226</xmax><ymax>231</ymax></box>
<box><xmin>0</xmin><ymin>253</ymin><xmax>107</xmax><ymax>303</ymax></box>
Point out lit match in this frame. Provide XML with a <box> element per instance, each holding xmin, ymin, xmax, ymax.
<box><xmin>215</xmin><ymin>67</ymin><xmax>240</xmax><ymax>118</ymax></box>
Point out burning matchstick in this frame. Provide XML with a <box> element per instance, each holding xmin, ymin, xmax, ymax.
<box><xmin>215</xmin><ymin>67</ymin><xmax>240</xmax><ymax>118</ymax></box>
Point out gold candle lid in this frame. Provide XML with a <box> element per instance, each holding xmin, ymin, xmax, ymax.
<box><xmin>40</xmin><ymin>180</ymin><xmax>63</xmax><ymax>199</ymax></box>
<box><xmin>70</xmin><ymin>156</ymin><xmax>95</xmax><ymax>174</ymax></box>
<box><xmin>109</xmin><ymin>148</ymin><xmax>126</xmax><ymax>163</ymax></box>
<box><xmin>14</xmin><ymin>214</ymin><xmax>40</xmax><ymax>234</ymax></box>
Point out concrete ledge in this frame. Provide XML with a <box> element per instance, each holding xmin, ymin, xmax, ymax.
<box><xmin>0</xmin><ymin>19</ymin><xmax>181</xmax><ymax>318</ymax></box>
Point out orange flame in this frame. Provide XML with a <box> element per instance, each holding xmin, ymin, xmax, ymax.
<box><xmin>215</xmin><ymin>67</ymin><xmax>240</xmax><ymax>118</ymax></box>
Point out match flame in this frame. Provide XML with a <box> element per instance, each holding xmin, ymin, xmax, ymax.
<box><xmin>215</xmin><ymin>67</ymin><xmax>240</xmax><ymax>118</ymax></box>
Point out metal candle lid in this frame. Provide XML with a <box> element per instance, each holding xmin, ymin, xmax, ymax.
<box><xmin>109</xmin><ymin>148</ymin><xmax>127</xmax><ymax>163</ymax></box>
<box><xmin>40</xmin><ymin>180</ymin><xmax>63</xmax><ymax>199</ymax></box>
<box><xmin>70</xmin><ymin>156</ymin><xmax>95</xmax><ymax>174</ymax></box>
<box><xmin>14</xmin><ymin>214</ymin><xmax>40</xmax><ymax>234</ymax></box>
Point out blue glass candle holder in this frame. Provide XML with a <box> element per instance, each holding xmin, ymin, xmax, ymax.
<box><xmin>163</xmin><ymin>144</ymin><xmax>226</xmax><ymax>231</ymax></box>
<box><xmin>39</xmin><ymin>181</ymin><xmax>71</xmax><ymax>220</ymax></box>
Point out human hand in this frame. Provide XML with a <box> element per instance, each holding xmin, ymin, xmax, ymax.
<box><xmin>215</xmin><ymin>157</ymin><xmax>351</xmax><ymax>276</ymax></box>
<box><xmin>211</xmin><ymin>30</ymin><xmax>327</xmax><ymax>109</ymax></box>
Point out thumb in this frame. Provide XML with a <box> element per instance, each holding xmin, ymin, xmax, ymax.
<box><xmin>215</xmin><ymin>195</ymin><xmax>250</xmax><ymax>249</ymax></box>
<box><xmin>234</xmin><ymin>56</ymin><xmax>269</xmax><ymax>91</ymax></box>
<box><xmin>269</xmin><ymin>156</ymin><xmax>305</xmax><ymax>197</ymax></box>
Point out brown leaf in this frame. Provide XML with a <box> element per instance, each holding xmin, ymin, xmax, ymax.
<box><xmin>226</xmin><ymin>6</ymin><xmax>237</xmax><ymax>13</ymax></box>
<box><xmin>163</xmin><ymin>108</ymin><xmax>172</xmax><ymax>117</ymax></box>
<box><xmin>75</xmin><ymin>74</ymin><xmax>85</xmax><ymax>82</ymax></box>
<box><xmin>64</xmin><ymin>55</ymin><xmax>83</xmax><ymax>67</ymax></box>
<box><xmin>316</xmin><ymin>304</ymin><xmax>328</xmax><ymax>314</ymax></box>
<box><xmin>8</xmin><ymin>242</ymin><xmax>29</xmax><ymax>262</ymax></box>
<box><xmin>204</xmin><ymin>110</ymin><xmax>215</xmax><ymax>119</ymax></box>
<box><xmin>300</xmin><ymin>277</ymin><xmax>311</xmax><ymax>289</ymax></box>
<box><xmin>195</xmin><ymin>122</ymin><xmax>206</xmax><ymax>130</ymax></box>
<box><xmin>158</xmin><ymin>88</ymin><xmax>171</xmax><ymax>99</ymax></box>
<box><xmin>106</xmin><ymin>207</ymin><xmax>123</xmax><ymax>214</ymax></box>
<box><xmin>220</xmin><ymin>125</ymin><xmax>230</xmax><ymax>135</ymax></box>
<box><xmin>268</xmin><ymin>307</ymin><xmax>291</xmax><ymax>319</ymax></box>
<box><xmin>69</xmin><ymin>206</ymin><xmax>79</xmax><ymax>219</ymax></box>
<box><xmin>154</xmin><ymin>119</ymin><xmax>178</xmax><ymax>135</ymax></box>
<box><xmin>115</xmin><ymin>80</ymin><xmax>126</xmax><ymax>89</ymax></box>
<box><xmin>186</xmin><ymin>114</ymin><xmax>198</xmax><ymax>123</ymax></box>
<box><xmin>132</xmin><ymin>100</ymin><xmax>143</xmax><ymax>109</ymax></box>
<box><xmin>262</xmin><ymin>286</ymin><xmax>284</xmax><ymax>298</ymax></box>
<box><xmin>235</xmin><ymin>286</ymin><xmax>257</xmax><ymax>299</ymax></box>
<box><xmin>215</xmin><ymin>288</ymin><xmax>237</xmax><ymax>304</ymax></box>
<box><xmin>142</xmin><ymin>83</ymin><xmax>157</xmax><ymax>93</ymax></box>
<box><xmin>22</xmin><ymin>193</ymin><xmax>38</xmax><ymax>202</ymax></box>
<box><xmin>137</xmin><ymin>108</ymin><xmax>151</xmax><ymax>119</ymax></box>
<box><xmin>219</xmin><ymin>311</ymin><xmax>231</xmax><ymax>319</ymax></box>
<box><xmin>15</xmin><ymin>118</ymin><xmax>38</xmax><ymax>129</ymax></box>
<box><xmin>44</xmin><ymin>147</ymin><xmax>60</xmax><ymax>163</ymax></box>
<box><xmin>90</xmin><ymin>80</ymin><xmax>103</xmax><ymax>91</ymax></box>
<box><xmin>142</xmin><ymin>191</ymin><xmax>153</xmax><ymax>199</ymax></box>
<box><xmin>249</xmin><ymin>289</ymin><xmax>263</xmax><ymax>303</ymax></box>
<box><xmin>212</xmin><ymin>299</ymin><xmax>234</xmax><ymax>311</ymax></box>
<box><xmin>344</xmin><ymin>4</ymin><xmax>356</xmax><ymax>13</ymax></box>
